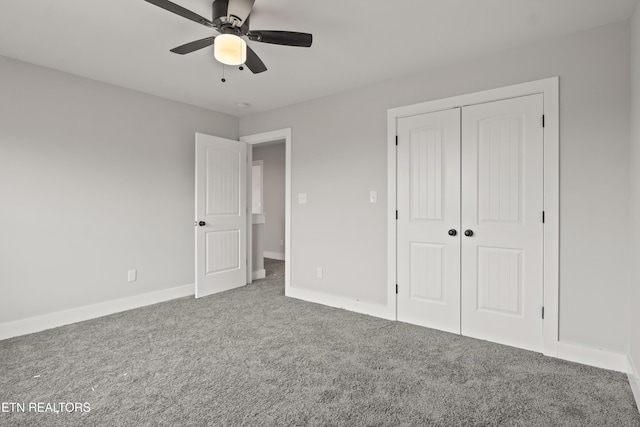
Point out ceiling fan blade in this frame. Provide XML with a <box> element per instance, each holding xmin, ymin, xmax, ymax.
<box><xmin>247</xmin><ymin>31</ymin><xmax>312</xmax><ymax>47</ymax></box>
<box><xmin>227</xmin><ymin>0</ymin><xmax>255</xmax><ymax>26</ymax></box>
<box><xmin>245</xmin><ymin>46</ymin><xmax>267</xmax><ymax>74</ymax></box>
<box><xmin>170</xmin><ymin>37</ymin><xmax>215</xmax><ymax>55</ymax></box>
<box><xmin>144</xmin><ymin>0</ymin><xmax>214</xmax><ymax>28</ymax></box>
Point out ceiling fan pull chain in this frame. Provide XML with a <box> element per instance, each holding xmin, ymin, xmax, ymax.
<box><xmin>221</xmin><ymin>65</ymin><xmax>226</xmax><ymax>83</ymax></box>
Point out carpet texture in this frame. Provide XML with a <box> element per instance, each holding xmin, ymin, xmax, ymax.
<box><xmin>1</xmin><ymin>259</ymin><xmax>639</xmax><ymax>426</ymax></box>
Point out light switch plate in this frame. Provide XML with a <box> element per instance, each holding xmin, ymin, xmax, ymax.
<box><xmin>370</xmin><ymin>190</ymin><xmax>378</xmax><ymax>204</ymax></box>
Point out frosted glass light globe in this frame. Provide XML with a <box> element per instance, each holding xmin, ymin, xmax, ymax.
<box><xmin>214</xmin><ymin>34</ymin><xmax>247</xmax><ymax>66</ymax></box>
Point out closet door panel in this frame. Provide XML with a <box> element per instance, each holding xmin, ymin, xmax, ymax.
<box><xmin>461</xmin><ymin>94</ymin><xmax>544</xmax><ymax>352</ymax></box>
<box><xmin>397</xmin><ymin>109</ymin><xmax>461</xmax><ymax>333</ymax></box>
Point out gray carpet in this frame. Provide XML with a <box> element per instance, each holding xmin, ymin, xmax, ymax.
<box><xmin>1</xmin><ymin>258</ymin><xmax>639</xmax><ymax>426</ymax></box>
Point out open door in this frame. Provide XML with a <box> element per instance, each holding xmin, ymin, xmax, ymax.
<box><xmin>195</xmin><ymin>133</ymin><xmax>247</xmax><ymax>298</ymax></box>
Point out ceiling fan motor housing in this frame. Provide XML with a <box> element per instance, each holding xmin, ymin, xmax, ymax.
<box><xmin>212</xmin><ymin>0</ymin><xmax>250</xmax><ymax>35</ymax></box>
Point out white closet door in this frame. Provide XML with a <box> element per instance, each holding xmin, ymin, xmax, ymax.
<box><xmin>397</xmin><ymin>108</ymin><xmax>461</xmax><ymax>333</ymax></box>
<box><xmin>460</xmin><ymin>94</ymin><xmax>544</xmax><ymax>352</ymax></box>
<box><xmin>195</xmin><ymin>133</ymin><xmax>247</xmax><ymax>298</ymax></box>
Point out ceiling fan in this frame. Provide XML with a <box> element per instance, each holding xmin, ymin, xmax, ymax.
<box><xmin>144</xmin><ymin>0</ymin><xmax>313</xmax><ymax>74</ymax></box>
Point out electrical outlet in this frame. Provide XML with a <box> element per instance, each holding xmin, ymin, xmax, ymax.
<box><xmin>127</xmin><ymin>269</ymin><xmax>137</xmax><ymax>282</ymax></box>
<box><xmin>317</xmin><ymin>267</ymin><xmax>323</xmax><ymax>279</ymax></box>
<box><xmin>370</xmin><ymin>190</ymin><xmax>378</xmax><ymax>203</ymax></box>
<box><xmin>298</xmin><ymin>193</ymin><xmax>307</xmax><ymax>204</ymax></box>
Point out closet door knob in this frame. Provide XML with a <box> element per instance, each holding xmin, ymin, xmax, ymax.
<box><xmin>448</xmin><ymin>229</ymin><xmax>457</xmax><ymax>236</ymax></box>
<box><xmin>198</xmin><ymin>221</ymin><xmax>206</xmax><ymax>226</ymax></box>
<box><xmin>464</xmin><ymin>229</ymin><xmax>474</xmax><ymax>237</ymax></box>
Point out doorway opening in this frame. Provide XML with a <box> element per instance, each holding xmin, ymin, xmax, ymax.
<box><xmin>241</xmin><ymin>129</ymin><xmax>292</xmax><ymax>291</ymax></box>
<box><xmin>250</xmin><ymin>141</ymin><xmax>285</xmax><ymax>280</ymax></box>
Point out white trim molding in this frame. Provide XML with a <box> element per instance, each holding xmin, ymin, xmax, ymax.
<box><xmin>630</xmin><ymin>354</ymin><xmax>640</xmax><ymax>379</ymax></box>
<box><xmin>0</xmin><ymin>284</ymin><xmax>194</xmax><ymax>341</ymax></box>
<box><xmin>264</xmin><ymin>251</ymin><xmax>285</xmax><ymax>261</ymax></box>
<box><xmin>388</xmin><ymin>77</ymin><xmax>560</xmax><ymax>356</ymax></box>
<box><xmin>630</xmin><ymin>376</ymin><xmax>640</xmax><ymax>411</ymax></box>
<box><xmin>252</xmin><ymin>269</ymin><xmax>266</xmax><ymax>280</ymax></box>
<box><xmin>240</xmin><ymin>129</ymin><xmax>291</xmax><ymax>291</ymax></box>
<box><xmin>554</xmin><ymin>341</ymin><xmax>629</xmax><ymax>372</ymax></box>
<box><xmin>627</xmin><ymin>354</ymin><xmax>640</xmax><ymax>410</ymax></box>
<box><xmin>287</xmin><ymin>287</ymin><xmax>395</xmax><ymax>321</ymax></box>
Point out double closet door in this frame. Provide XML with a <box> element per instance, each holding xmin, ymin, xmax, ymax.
<box><xmin>396</xmin><ymin>94</ymin><xmax>544</xmax><ymax>352</ymax></box>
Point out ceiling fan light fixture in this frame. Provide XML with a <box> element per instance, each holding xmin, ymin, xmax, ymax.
<box><xmin>214</xmin><ymin>34</ymin><xmax>247</xmax><ymax>66</ymax></box>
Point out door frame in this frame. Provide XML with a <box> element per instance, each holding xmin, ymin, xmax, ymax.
<box><xmin>240</xmin><ymin>128</ymin><xmax>292</xmax><ymax>290</ymax></box>
<box><xmin>387</xmin><ymin>77</ymin><xmax>559</xmax><ymax>357</ymax></box>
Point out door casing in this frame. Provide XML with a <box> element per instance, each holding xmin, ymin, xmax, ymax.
<box><xmin>387</xmin><ymin>77</ymin><xmax>559</xmax><ymax>357</ymax></box>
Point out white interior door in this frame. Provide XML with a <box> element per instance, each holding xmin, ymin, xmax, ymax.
<box><xmin>195</xmin><ymin>133</ymin><xmax>247</xmax><ymax>298</ymax></box>
<box><xmin>397</xmin><ymin>108</ymin><xmax>461</xmax><ymax>334</ymax></box>
<box><xmin>396</xmin><ymin>94</ymin><xmax>544</xmax><ymax>352</ymax></box>
<box><xmin>461</xmin><ymin>94</ymin><xmax>544</xmax><ymax>352</ymax></box>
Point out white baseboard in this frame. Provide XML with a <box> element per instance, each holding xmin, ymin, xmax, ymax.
<box><xmin>286</xmin><ymin>286</ymin><xmax>395</xmax><ymax>321</ymax></box>
<box><xmin>555</xmin><ymin>341</ymin><xmax>629</xmax><ymax>373</ymax></box>
<box><xmin>252</xmin><ymin>269</ymin><xmax>266</xmax><ymax>280</ymax></box>
<box><xmin>0</xmin><ymin>284</ymin><xmax>195</xmax><ymax>341</ymax></box>
<box><xmin>629</xmin><ymin>373</ymin><xmax>640</xmax><ymax>411</ymax></box>
<box><xmin>629</xmin><ymin>354</ymin><xmax>640</xmax><ymax>379</ymax></box>
<box><xmin>264</xmin><ymin>251</ymin><xmax>285</xmax><ymax>261</ymax></box>
<box><xmin>628</xmin><ymin>354</ymin><xmax>640</xmax><ymax>411</ymax></box>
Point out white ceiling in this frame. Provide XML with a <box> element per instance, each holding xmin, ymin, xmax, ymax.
<box><xmin>0</xmin><ymin>0</ymin><xmax>637</xmax><ymax>116</ymax></box>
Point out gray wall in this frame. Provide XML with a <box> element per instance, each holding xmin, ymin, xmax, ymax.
<box><xmin>0</xmin><ymin>56</ymin><xmax>238</xmax><ymax>323</ymax></box>
<box><xmin>252</xmin><ymin>143</ymin><xmax>286</xmax><ymax>256</ymax></box>
<box><xmin>630</xmin><ymin>2</ymin><xmax>640</xmax><ymax>371</ymax></box>
<box><xmin>240</xmin><ymin>21</ymin><xmax>632</xmax><ymax>353</ymax></box>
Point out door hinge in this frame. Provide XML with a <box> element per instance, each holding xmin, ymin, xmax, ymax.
<box><xmin>542</xmin><ymin>115</ymin><xmax>545</xmax><ymax>128</ymax></box>
<box><xmin>396</xmin><ymin>210</ymin><xmax>398</xmax><ymax>220</ymax></box>
<box><xmin>542</xmin><ymin>211</ymin><xmax>545</xmax><ymax>223</ymax></box>
<box><xmin>395</xmin><ymin>135</ymin><xmax>398</xmax><ymax>146</ymax></box>
<box><xmin>396</xmin><ymin>284</ymin><xmax>398</xmax><ymax>294</ymax></box>
<box><xmin>542</xmin><ymin>306</ymin><xmax>545</xmax><ymax>319</ymax></box>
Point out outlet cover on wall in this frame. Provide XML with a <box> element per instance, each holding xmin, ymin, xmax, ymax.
<box><xmin>298</xmin><ymin>193</ymin><xmax>307</xmax><ymax>204</ymax></box>
<box><xmin>317</xmin><ymin>267</ymin><xmax>323</xmax><ymax>279</ymax></box>
<box><xmin>370</xmin><ymin>190</ymin><xmax>378</xmax><ymax>203</ymax></box>
<box><xmin>127</xmin><ymin>269</ymin><xmax>137</xmax><ymax>282</ymax></box>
